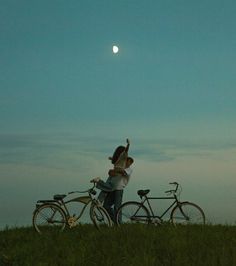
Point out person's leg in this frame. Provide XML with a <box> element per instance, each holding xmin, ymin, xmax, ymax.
<box><xmin>96</xmin><ymin>178</ymin><xmax>115</xmax><ymax>203</ymax></box>
<box><xmin>97</xmin><ymin>190</ymin><xmax>108</xmax><ymax>203</ymax></box>
<box><xmin>103</xmin><ymin>191</ymin><xmax>115</xmax><ymax>221</ymax></box>
<box><xmin>113</xmin><ymin>190</ymin><xmax>124</xmax><ymax>224</ymax></box>
<box><xmin>96</xmin><ymin>179</ymin><xmax>113</xmax><ymax>192</ymax></box>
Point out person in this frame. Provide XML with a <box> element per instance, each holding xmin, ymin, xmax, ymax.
<box><xmin>103</xmin><ymin>156</ymin><xmax>134</xmax><ymax>223</ymax></box>
<box><xmin>92</xmin><ymin>156</ymin><xmax>134</xmax><ymax>203</ymax></box>
<box><xmin>109</xmin><ymin>138</ymin><xmax>130</xmax><ymax>170</ymax></box>
<box><xmin>90</xmin><ymin>139</ymin><xmax>134</xmax><ymax>222</ymax></box>
<box><xmin>90</xmin><ymin>138</ymin><xmax>130</xmax><ymax>203</ymax></box>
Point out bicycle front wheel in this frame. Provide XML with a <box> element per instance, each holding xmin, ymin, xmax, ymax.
<box><xmin>170</xmin><ymin>202</ymin><xmax>205</xmax><ymax>225</ymax></box>
<box><xmin>116</xmin><ymin>201</ymin><xmax>150</xmax><ymax>225</ymax></box>
<box><xmin>33</xmin><ymin>203</ymin><xmax>67</xmax><ymax>234</ymax></box>
<box><xmin>90</xmin><ymin>204</ymin><xmax>112</xmax><ymax>229</ymax></box>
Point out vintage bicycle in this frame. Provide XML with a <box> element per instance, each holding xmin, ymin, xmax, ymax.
<box><xmin>32</xmin><ymin>182</ymin><xmax>112</xmax><ymax>234</ymax></box>
<box><xmin>116</xmin><ymin>182</ymin><xmax>205</xmax><ymax>225</ymax></box>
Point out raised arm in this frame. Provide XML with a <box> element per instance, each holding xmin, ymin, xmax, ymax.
<box><xmin>124</xmin><ymin>138</ymin><xmax>130</xmax><ymax>153</ymax></box>
<box><xmin>108</xmin><ymin>139</ymin><xmax>131</xmax><ymax>164</ymax></box>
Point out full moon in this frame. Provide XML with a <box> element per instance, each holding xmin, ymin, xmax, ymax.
<box><xmin>112</xmin><ymin>45</ymin><xmax>119</xmax><ymax>54</ymax></box>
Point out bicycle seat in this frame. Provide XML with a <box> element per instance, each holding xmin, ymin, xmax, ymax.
<box><xmin>137</xmin><ymin>189</ymin><xmax>150</xmax><ymax>197</ymax></box>
<box><xmin>53</xmin><ymin>194</ymin><xmax>67</xmax><ymax>201</ymax></box>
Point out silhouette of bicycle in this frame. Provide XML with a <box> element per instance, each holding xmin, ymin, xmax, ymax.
<box><xmin>33</xmin><ymin>182</ymin><xmax>112</xmax><ymax>234</ymax></box>
<box><xmin>116</xmin><ymin>182</ymin><xmax>205</xmax><ymax>225</ymax></box>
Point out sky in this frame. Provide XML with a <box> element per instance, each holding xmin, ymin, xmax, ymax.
<box><xmin>0</xmin><ymin>0</ymin><xmax>236</xmax><ymax>228</ymax></box>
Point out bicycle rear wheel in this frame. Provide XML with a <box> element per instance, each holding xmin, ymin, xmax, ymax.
<box><xmin>170</xmin><ymin>202</ymin><xmax>205</xmax><ymax>225</ymax></box>
<box><xmin>116</xmin><ymin>201</ymin><xmax>150</xmax><ymax>225</ymax></box>
<box><xmin>33</xmin><ymin>203</ymin><xmax>66</xmax><ymax>234</ymax></box>
<box><xmin>90</xmin><ymin>204</ymin><xmax>112</xmax><ymax>229</ymax></box>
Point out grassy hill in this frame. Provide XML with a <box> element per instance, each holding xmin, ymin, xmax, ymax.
<box><xmin>0</xmin><ymin>224</ymin><xmax>236</xmax><ymax>266</ymax></box>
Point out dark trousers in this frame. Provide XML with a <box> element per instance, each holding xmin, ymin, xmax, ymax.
<box><xmin>103</xmin><ymin>190</ymin><xmax>123</xmax><ymax>223</ymax></box>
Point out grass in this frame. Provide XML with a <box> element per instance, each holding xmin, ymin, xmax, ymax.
<box><xmin>0</xmin><ymin>224</ymin><xmax>236</xmax><ymax>266</ymax></box>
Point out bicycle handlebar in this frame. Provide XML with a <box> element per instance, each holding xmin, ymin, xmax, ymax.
<box><xmin>68</xmin><ymin>182</ymin><xmax>96</xmax><ymax>195</ymax></box>
<box><xmin>165</xmin><ymin>182</ymin><xmax>179</xmax><ymax>194</ymax></box>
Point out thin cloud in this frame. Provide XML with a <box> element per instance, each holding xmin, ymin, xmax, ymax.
<box><xmin>0</xmin><ymin>133</ymin><xmax>235</xmax><ymax>167</ymax></box>
<box><xmin>0</xmin><ymin>134</ymin><xmax>121</xmax><ymax>171</ymax></box>
<box><xmin>131</xmin><ymin>138</ymin><xmax>236</xmax><ymax>162</ymax></box>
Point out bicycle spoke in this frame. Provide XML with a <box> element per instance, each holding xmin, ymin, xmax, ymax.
<box><xmin>171</xmin><ymin>202</ymin><xmax>205</xmax><ymax>225</ymax></box>
<box><xmin>37</xmin><ymin>208</ymin><xmax>56</xmax><ymax>223</ymax></box>
<box><xmin>116</xmin><ymin>202</ymin><xmax>150</xmax><ymax>225</ymax></box>
<box><xmin>90</xmin><ymin>205</ymin><xmax>112</xmax><ymax>229</ymax></box>
<box><xmin>33</xmin><ymin>204</ymin><xmax>66</xmax><ymax>234</ymax></box>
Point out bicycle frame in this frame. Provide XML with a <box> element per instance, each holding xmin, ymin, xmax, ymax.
<box><xmin>36</xmin><ymin>185</ymin><xmax>97</xmax><ymax>223</ymax></box>
<box><xmin>60</xmin><ymin>196</ymin><xmax>93</xmax><ymax>221</ymax></box>
<box><xmin>140</xmin><ymin>192</ymin><xmax>180</xmax><ymax>222</ymax></box>
<box><xmin>117</xmin><ymin>182</ymin><xmax>205</xmax><ymax>225</ymax></box>
<box><xmin>33</xmin><ymin>182</ymin><xmax>114</xmax><ymax>233</ymax></box>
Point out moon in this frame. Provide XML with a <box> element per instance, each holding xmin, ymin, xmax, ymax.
<box><xmin>112</xmin><ymin>45</ymin><xmax>119</xmax><ymax>54</ymax></box>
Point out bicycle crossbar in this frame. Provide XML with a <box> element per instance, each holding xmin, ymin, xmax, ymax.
<box><xmin>147</xmin><ymin>197</ymin><xmax>175</xmax><ymax>200</ymax></box>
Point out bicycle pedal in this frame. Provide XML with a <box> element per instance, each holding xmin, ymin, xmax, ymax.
<box><xmin>68</xmin><ymin>217</ymin><xmax>77</xmax><ymax>228</ymax></box>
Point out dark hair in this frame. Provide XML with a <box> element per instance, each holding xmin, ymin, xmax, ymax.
<box><xmin>111</xmin><ymin>146</ymin><xmax>126</xmax><ymax>164</ymax></box>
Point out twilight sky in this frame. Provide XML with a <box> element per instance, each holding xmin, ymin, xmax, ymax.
<box><xmin>1</xmin><ymin>0</ymin><xmax>236</xmax><ymax>227</ymax></box>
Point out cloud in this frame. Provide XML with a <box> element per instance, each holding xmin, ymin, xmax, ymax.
<box><xmin>1</xmin><ymin>133</ymin><xmax>236</xmax><ymax>227</ymax></box>
<box><xmin>0</xmin><ymin>133</ymin><xmax>236</xmax><ymax>169</ymax></box>
<box><xmin>131</xmin><ymin>138</ymin><xmax>236</xmax><ymax>162</ymax></box>
<box><xmin>0</xmin><ymin>133</ymin><xmax>127</xmax><ymax>174</ymax></box>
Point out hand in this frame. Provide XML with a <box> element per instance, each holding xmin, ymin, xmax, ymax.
<box><xmin>108</xmin><ymin>169</ymin><xmax>116</xmax><ymax>177</ymax></box>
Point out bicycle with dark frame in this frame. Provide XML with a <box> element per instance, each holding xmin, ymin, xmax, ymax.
<box><xmin>116</xmin><ymin>182</ymin><xmax>205</xmax><ymax>225</ymax></box>
<box><xmin>32</xmin><ymin>182</ymin><xmax>112</xmax><ymax>234</ymax></box>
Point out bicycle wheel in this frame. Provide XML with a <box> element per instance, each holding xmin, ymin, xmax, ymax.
<box><xmin>170</xmin><ymin>202</ymin><xmax>205</xmax><ymax>225</ymax></box>
<box><xmin>90</xmin><ymin>204</ymin><xmax>112</xmax><ymax>229</ymax></box>
<box><xmin>116</xmin><ymin>201</ymin><xmax>150</xmax><ymax>225</ymax></box>
<box><xmin>33</xmin><ymin>203</ymin><xmax>67</xmax><ymax>234</ymax></box>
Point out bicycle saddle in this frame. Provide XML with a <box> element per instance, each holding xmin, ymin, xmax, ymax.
<box><xmin>137</xmin><ymin>189</ymin><xmax>150</xmax><ymax>197</ymax></box>
<box><xmin>53</xmin><ymin>194</ymin><xmax>67</xmax><ymax>201</ymax></box>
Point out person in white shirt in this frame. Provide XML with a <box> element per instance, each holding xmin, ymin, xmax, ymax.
<box><xmin>92</xmin><ymin>157</ymin><xmax>134</xmax><ymax>223</ymax></box>
<box><xmin>90</xmin><ymin>139</ymin><xmax>134</xmax><ymax>222</ymax></box>
<box><xmin>90</xmin><ymin>139</ymin><xmax>131</xmax><ymax>202</ymax></box>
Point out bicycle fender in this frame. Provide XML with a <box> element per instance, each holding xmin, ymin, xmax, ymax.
<box><xmin>179</xmin><ymin>201</ymin><xmax>190</xmax><ymax>204</ymax></box>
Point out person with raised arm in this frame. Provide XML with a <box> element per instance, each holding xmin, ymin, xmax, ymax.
<box><xmin>90</xmin><ymin>139</ymin><xmax>134</xmax><ymax>222</ymax></box>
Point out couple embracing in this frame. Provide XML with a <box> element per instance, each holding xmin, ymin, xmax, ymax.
<box><xmin>91</xmin><ymin>139</ymin><xmax>134</xmax><ymax>223</ymax></box>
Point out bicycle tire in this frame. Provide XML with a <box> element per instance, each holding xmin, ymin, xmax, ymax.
<box><xmin>90</xmin><ymin>204</ymin><xmax>112</xmax><ymax>229</ymax></box>
<box><xmin>170</xmin><ymin>202</ymin><xmax>205</xmax><ymax>225</ymax></box>
<box><xmin>116</xmin><ymin>201</ymin><xmax>150</xmax><ymax>225</ymax></box>
<box><xmin>32</xmin><ymin>203</ymin><xmax>67</xmax><ymax>234</ymax></box>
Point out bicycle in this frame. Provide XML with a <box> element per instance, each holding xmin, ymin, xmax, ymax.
<box><xmin>116</xmin><ymin>182</ymin><xmax>205</xmax><ymax>225</ymax></box>
<box><xmin>32</xmin><ymin>182</ymin><xmax>112</xmax><ymax>234</ymax></box>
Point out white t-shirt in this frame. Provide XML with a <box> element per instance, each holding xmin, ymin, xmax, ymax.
<box><xmin>112</xmin><ymin>167</ymin><xmax>133</xmax><ymax>190</ymax></box>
